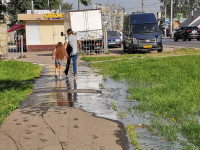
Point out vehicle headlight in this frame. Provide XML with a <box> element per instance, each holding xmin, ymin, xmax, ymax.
<box><xmin>157</xmin><ymin>36</ymin><xmax>162</xmax><ymax>43</ymax></box>
<box><xmin>133</xmin><ymin>37</ymin><xmax>138</xmax><ymax>44</ymax></box>
<box><xmin>116</xmin><ymin>39</ymin><xmax>121</xmax><ymax>42</ymax></box>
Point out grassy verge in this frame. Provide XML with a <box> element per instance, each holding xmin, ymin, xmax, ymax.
<box><xmin>126</xmin><ymin>124</ymin><xmax>142</xmax><ymax>150</ymax></box>
<box><xmin>89</xmin><ymin>54</ymin><xmax>200</xmax><ymax>148</ymax></box>
<box><xmin>0</xmin><ymin>61</ymin><xmax>42</xmax><ymax>124</ymax></box>
<box><xmin>81</xmin><ymin>48</ymin><xmax>200</xmax><ymax>62</ymax></box>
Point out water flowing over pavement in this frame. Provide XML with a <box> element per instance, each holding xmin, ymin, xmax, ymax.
<box><xmin>0</xmin><ymin>52</ymin><xmax>184</xmax><ymax>150</ymax></box>
<box><xmin>0</xmin><ymin>53</ymin><xmax>129</xmax><ymax>150</ymax></box>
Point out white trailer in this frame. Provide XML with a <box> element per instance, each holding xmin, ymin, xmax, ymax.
<box><xmin>63</xmin><ymin>9</ymin><xmax>105</xmax><ymax>54</ymax></box>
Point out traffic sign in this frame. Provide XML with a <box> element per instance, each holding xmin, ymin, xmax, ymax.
<box><xmin>165</xmin><ymin>18</ymin><xmax>169</xmax><ymax>24</ymax></box>
<box><xmin>177</xmin><ymin>13</ymin><xmax>183</xmax><ymax>20</ymax></box>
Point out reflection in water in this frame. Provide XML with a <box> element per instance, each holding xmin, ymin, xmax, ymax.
<box><xmin>73</xmin><ymin>80</ymin><xmax>78</xmax><ymax>101</ymax></box>
<box><xmin>54</xmin><ymin>78</ymin><xmax>77</xmax><ymax>107</ymax></box>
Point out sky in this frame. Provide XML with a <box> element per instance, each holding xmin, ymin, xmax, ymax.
<box><xmin>63</xmin><ymin>0</ymin><xmax>161</xmax><ymax>14</ymax></box>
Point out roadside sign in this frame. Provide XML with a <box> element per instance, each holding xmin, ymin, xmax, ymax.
<box><xmin>177</xmin><ymin>13</ymin><xmax>183</xmax><ymax>20</ymax></box>
<box><xmin>165</xmin><ymin>18</ymin><xmax>169</xmax><ymax>24</ymax></box>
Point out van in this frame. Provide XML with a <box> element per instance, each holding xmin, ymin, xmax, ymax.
<box><xmin>123</xmin><ymin>13</ymin><xmax>163</xmax><ymax>53</ymax></box>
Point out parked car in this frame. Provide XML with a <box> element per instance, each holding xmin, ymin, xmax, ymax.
<box><xmin>174</xmin><ymin>26</ymin><xmax>200</xmax><ymax>41</ymax></box>
<box><xmin>107</xmin><ymin>31</ymin><xmax>122</xmax><ymax>48</ymax></box>
<box><xmin>123</xmin><ymin>13</ymin><xmax>163</xmax><ymax>53</ymax></box>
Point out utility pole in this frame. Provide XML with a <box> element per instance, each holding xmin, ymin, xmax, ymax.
<box><xmin>31</xmin><ymin>0</ymin><xmax>34</xmax><ymax>14</ymax></box>
<box><xmin>165</xmin><ymin>5</ymin><xmax>167</xmax><ymax>37</ymax></box>
<box><xmin>59</xmin><ymin>3</ymin><xmax>61</xmax><ymax>13</ymax></box>
<box><xmin>170</xmin><ymin>0</ymin><xmax>173</xmax><ymax>38</ymax></box>
<box><xmin>47</xmin><ymin>0</ymin><xmax>50</xmax><ymax>10</ymax></box>
<box><xmin>192</xmin><ymin>10</ymin><xmax>194</xmax><ymax>20</ymax></box>
<box><xmin>78</xmin><ymin>0</ymin><xmax>81</xmax><ymax>10</ymax></box>
<box><xmin>142</xmin><ymin>0</ymin><xmax>144</xmax><ymax>12</ymax></box>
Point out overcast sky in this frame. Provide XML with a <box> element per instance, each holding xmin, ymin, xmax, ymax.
<box><xmin>63</xmin><ymin>0</ymin><xmax>161</xmax><ymax>14</ymax></box>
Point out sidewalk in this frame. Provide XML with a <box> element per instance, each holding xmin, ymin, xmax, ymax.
<box><xmin>0</xmin><ymin>52</ymin><xmax>129</xmax><ymax>150</ymax></box>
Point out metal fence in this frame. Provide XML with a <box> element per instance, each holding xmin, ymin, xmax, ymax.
<box><xmin>7</xmin><ymin>33</ymin><xmax>24</xmax><ymax>59</ymax></box>
<box><xmin>1</xmin><ymin>27</ymin><xmax>108</xmax><ymax>58</ymax></box>
<box><xmin>76</xmin><ymin>29</ymin><xmax>108</xmax><ymax>55</ymax></box>
<box><xmin>0</xmin><ymin>27</ymin><xmax>24</xmax><ymax>60</ymax></box>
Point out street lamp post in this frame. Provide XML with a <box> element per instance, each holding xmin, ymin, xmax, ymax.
<box><xmin>165</xmin><ymin>5</ymin><xmax>167</xmax><ymax>37</ymax></box>
<box><xmin>59</xmin><ymin>0</ymin><xmax>61</xmax><ymax>13</ymax></box>
<box><xmin>78</xmin><ymin>0</ymin><xmax>81</xmax><ymax>10</ymax></box>
<box><xmin>142</xmin><ymin>0</ymin><xmax>144</xmax><ymax>13</ymax></box>
<box><xmin>31</xmin><ymin>0</ymin><xmax>34</xmax><ymax>14</ymax></box>
<box><xmin>170</xmin><ymin>0</ymin><xmax>174</xmax><ymax>38</ymax></box>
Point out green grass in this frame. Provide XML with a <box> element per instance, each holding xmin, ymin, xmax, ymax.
<box><xmin>99</xmin><ymin>83</ymin><xmax>105</xmax><ymax>89</ymax></box>
<box><xmin>0</xmin><ymin>61</ymin><xmax>42</xmax><ymax>124</ymax></box>
<box><xmin>89</xmin><ymin>54</ymin><xmax>200</xmax><ymax>148</ymax></box>
<box><xmin>118</xmin><ymin>111</ymin><xmax>127</xmax><ymax>119</ymax></box>
<box><xmin>181</xmin><ymin>143</ymin><xmax>199</xmax><ymax>150</ymax></box>
<box><xmin>148</xmin><ymin>118</ymin><xmax>178</xmax><ymax>141</ymax></box>
<box><xmin>126</xmin><ymin>124</ymin><xmax>142</xmax><ymax>150</ymax></box>
<box><xmin>110</xmin><ymin>102</ymin><xmax>118</xmax><ymax>111</ymax></box>
<box><xmin>81</xmin><ymin>48</ymin><xmax>200</xmax><ymax>62</ymax></box>
<box><xmin>81</xmin><ymin>55</ymin><xmax>125</xmax><ymax>62</ymax></box>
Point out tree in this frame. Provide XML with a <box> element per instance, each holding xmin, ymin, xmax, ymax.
<box><xmin>7</xmin><ymin>0</ymin><xmax>72</xmax><ymax>26</ymax></box>
<box><xmin>61</xmin><ymin>2</ymin><xmax>73</xmax><ymax>10</ymax></box>
<box><xmin>103</xmin><ymin>2</ymin><xmax>125</xmax><ymax>30</ymax></box>
<box><xmin>7</xmin><ymin>0</ymin><xmax>31</xmax><ymax>25</ymax></box>
<box><xmin>0</xmin><ymin>1</ymin><xmax>6</xmax><ymax>21</ymax></box>
<box><xmin>34</xmin><ymin>0</ymin><xmax>61</xmax><ymax>10</ymax></box>
<box><xmin>160</xmin><ymin>0</ymin><xmax>200</xmax><ymax>19</ymax></box>
<box><xmin>78</xmin><ymin>0</ymin><xmax>92</xmax><ymax>6</ymax></box>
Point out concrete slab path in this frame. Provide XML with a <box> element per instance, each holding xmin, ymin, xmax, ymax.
<box><xmin>0</xmin><ymin>52</ymin><xmax>129</xmax><ymax>150</ymax></box>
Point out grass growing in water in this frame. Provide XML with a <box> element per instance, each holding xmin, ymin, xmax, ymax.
<box><xmin>148</xmin><ymin>118</ymin><xmax>178</xmax><ymax>141</ymax></box>
<box><xmin>110</xmin><ymin>102</ymin><xmax>117</xmax><ymax>111</ymax></box>
<box><xmin>99</xmin><ymin>83</ymin><xmax>104</xmax><ymax>89</ymax></box>
<box><xmin>0</xmin><ymin>61</ymin><xmax>42</xmax><ymax>124</ymax></box>
<box><xmin>126</xmin><ymin>124</ymin><xmax>142</xmax><ymax>150</ymax></box>
<box><xmin>90</xmin><ymin>55</ymin><xmax>200</xmax><ymax>148</ymax></box>
<box><xmin>118</xmin><ymin>111</ymin><xmax>127</xmax><ymax>119</ymax></box>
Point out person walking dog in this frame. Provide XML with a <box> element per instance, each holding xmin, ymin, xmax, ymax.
<box><xmin>64</xmin><ymin>28</ymin><xmax>81</xmax><ymax>80</ymax></box>
<box><xmin>52</xmin><ymin>42</ymin><xmax>68</xmax><ymax>79</ymax></box>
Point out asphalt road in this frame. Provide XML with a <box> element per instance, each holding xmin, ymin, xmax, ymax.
<box><xmin>108</xmin><ymin>38</ymin><xmax>200</xmax><ymax>54</ymax></box>
<box><xmin>162</xmin><ymin>38</ymin><xmax>200</xmax><ymax>48</ymax></box>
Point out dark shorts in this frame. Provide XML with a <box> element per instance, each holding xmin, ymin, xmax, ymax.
<box><xmin>55</xmin><ymin>59</ymin><xmax>63</xmax><ymax>66</ymax></box>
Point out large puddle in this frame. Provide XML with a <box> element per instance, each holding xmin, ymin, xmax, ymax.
<box><xmin>21</xmin><ymin>64</ymin><xmax>183</xmax><ymax>150</ymax></box>
<box><xmin>73</xmin><ymin>76</ymin><xmax>183</xmax><ymax>150</ymax></box>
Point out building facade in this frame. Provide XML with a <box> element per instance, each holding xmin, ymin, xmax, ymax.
<box><xmin>18</xmin><ymin>12</ymin><xmax>65</xmax><ymax>51</ymax></box>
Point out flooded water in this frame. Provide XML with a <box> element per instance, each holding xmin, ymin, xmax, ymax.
<box><xmin>73</xmin><ymin>76</ymin><xmax>183</xmax><ymax>150</ymax></box>
<box><xmin>20</xmin><ymin>63</ymin><xmax>183</xmax><ymax>150</ymax></box>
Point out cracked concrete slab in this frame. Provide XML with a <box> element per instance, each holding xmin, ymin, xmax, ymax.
<box><xmin>0</xmin><ymin>107</ymin><xmax>127</xmax><ymax>150</ymax></box>
<box><xmin>0</xmin><ymin>51</ymin><xmax>129</xmax><ymax>150</ymax></box>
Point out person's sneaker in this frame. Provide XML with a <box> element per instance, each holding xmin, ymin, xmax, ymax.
<box><xmin>55</xmin><ymin>75</ymin><xmax>58</xmax><ymax>78</ymax></box>
<box><xmin>74</xmin><ymin>75</ymin><xmax>76</xmax><ymax>80</ymax></box>
<box><xmin>59</xmin><ymin>76</ymin><xmax>62</xmax><ymax>80</ymax></box>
